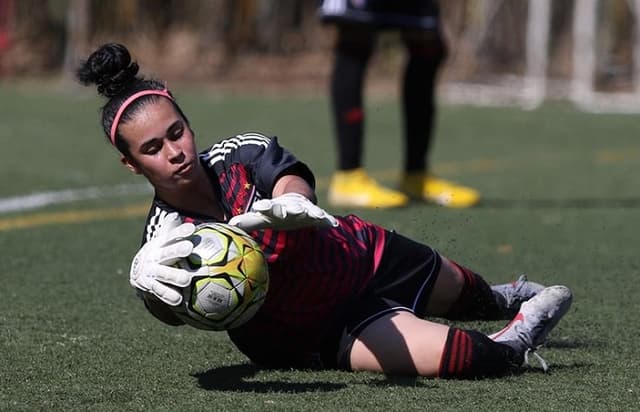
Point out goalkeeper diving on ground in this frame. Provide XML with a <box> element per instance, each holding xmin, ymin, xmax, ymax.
<box><xmin>76</xmin><ymin>43</ymin><xmax>572</xmax><ymax>378</ymax></box>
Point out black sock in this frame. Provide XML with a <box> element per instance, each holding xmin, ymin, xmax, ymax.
<box><xmin>444</xmin><ymin>260</ymin><xmax>504</xmax><ymax>320</ymax></box>
<box><xmin>438</xmin><ymin>328</ymin><xmax>523</xmax><ymax>379</ymax></box>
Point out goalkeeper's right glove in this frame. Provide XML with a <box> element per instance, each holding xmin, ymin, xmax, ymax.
<box><xmin>129</xmin><ymin>212</ymin><xmax>195</xmax><ymax>306</ymax></box>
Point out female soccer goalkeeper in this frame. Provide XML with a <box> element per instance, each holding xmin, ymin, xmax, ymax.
<box><xmin>77</xmin><ymin>43</ymin><xmax>572</xmax><ymax>378</ymax></box>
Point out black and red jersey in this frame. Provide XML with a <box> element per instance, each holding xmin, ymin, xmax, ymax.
<box><xmin>140</xmin><ymin>132</ymin><xmax>386</xmax><ymax>365</ymax></box>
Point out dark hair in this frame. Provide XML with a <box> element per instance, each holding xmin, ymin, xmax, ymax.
<box><xmin>76</xmin><ymin>43</ymin><xmax>187</xmax><ymax>154</ymax></box>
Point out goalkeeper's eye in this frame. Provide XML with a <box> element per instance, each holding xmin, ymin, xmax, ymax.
<box><xmin>168</xmin><ymin>121</ymin><xmax>184</xmax><ymax>141</ymax></box>
<box><xmin>141</xmin><ymin>138</ymin><xmax>162</xmax><ymax>155</ymax></box>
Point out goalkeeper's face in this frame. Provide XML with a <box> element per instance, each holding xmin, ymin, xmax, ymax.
<box><xmin>118</xmin><ymin>99</ymin><xmax>199</xmax><ymax>192</ymax></box>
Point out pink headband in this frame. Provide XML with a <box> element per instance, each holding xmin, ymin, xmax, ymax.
<box><xmin>109</xmin><ymin>88</ymin><xmax>173</xmax><ymax>145</ymax></box>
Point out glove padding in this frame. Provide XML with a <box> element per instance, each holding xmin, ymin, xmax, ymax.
<box><xmin>129</xmin><ymin>212</ymin><xmax>195</xmax><ymax>306</ymax></box>
<box><xmin>228</xmin><ymin>192</ymin><xmax>339</xmax><ymax>232</ymax></box>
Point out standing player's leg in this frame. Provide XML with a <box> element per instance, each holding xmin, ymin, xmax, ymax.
<box><xmin>399</xmin><ymin>29</ymin><xmax>480</xmax><ymax>208</ymax></box>
<box><xmin>327</xmin><ymin>25</ymin><xmax>408</xmax><ymax>209</ymax></box>
<box><xmin>330</xmin><ymin>25</ymin><xmax>374</xmax><ymax>173</ymax></box>
<box><xmin>401</xmin><ymin>29</ymin><xmax>443</xmax><ymax>180</ymax></box>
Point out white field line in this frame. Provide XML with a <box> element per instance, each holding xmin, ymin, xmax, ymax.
<box><xmin>0</xmin><ymin>160</ymin><xmax>500</xmax><ymax>215</ymax></box>
<box><xmin>0</xmin><ymin>158</ymin><xmax>508</xmax><ymax>226</ymax></box>
<box><xmin>0</xmin><ymin>183</ymin><xmax>152</xmax><ymax>214</ymax></box>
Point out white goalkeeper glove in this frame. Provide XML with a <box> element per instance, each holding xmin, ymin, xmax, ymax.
<box><xmin>129</xmin><ymin>212</ymin><xmax>195</xmax><ymax>306</ymax></box>
<box><xmin>228</xmin><ymin>192</ymin><xmax>339</xmax><ymax>232</ymax></box>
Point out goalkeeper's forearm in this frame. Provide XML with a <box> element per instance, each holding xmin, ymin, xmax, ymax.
<box><xmin>272</xmin><ymin>174</ymin><xmax>317</xmax><ymax>204</ymax></box>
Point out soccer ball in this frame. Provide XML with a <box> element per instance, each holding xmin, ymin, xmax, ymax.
<box><xmin>172</xmin><ymin>223</ymin><xmax>269</xmax><ymax>331</ymax></box>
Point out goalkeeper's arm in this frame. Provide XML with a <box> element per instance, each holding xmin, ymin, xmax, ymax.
<box><xmin>271</xmin><ymin>174</ymin><xmax>317</xmax><ymax>203</ymax></box>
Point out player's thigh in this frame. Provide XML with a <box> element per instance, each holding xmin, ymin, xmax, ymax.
<box><xmin>349</xmin><ymin>311</ymin><xmax>449</xmax><ymax>376</ymax></box>
<box><xmin>425</xmin><ymin>256</ymin><xmax>465</xmax><ymax>316</ymax></box>
<box><xmin>335</xmin><ymin>24</ymin><xmax>377</xmax><ymax>52</ymax></box>
<box><xmin>401</xmin><ymin>28</ymin><xmax>441</xmax><ymax>44</ymax></box>
<box><xmin>400</xmin><ymin>29</ymin><xmax>448</xmax><ymax>61</ymax></box>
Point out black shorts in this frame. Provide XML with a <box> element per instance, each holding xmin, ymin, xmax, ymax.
<box><xmin>230</xmin><ymin>230</ymin><xmax>442</xmax><ymax>371</ymax></box>
<box><xmin>321</xmin><ymin>230</ymin><xmax>442</xmax><ymax>370</ymax></box>
<box><xmin>319</xmin><ymin>0</ymin><xmax>441</xmax><ymax>31</ymax></box>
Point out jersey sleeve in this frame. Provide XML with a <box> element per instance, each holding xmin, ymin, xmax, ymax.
<box><xmin>201</xmin><ymin>132</ymin><xmax>315</xmax><ymax>197</ymax></box>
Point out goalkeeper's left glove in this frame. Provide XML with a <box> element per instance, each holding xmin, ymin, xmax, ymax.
<box><xmin>228</xmin><ymin>192</ymin><xmax>339</xmax><ymax>232</ymax></box>
<box><xmin>129</xmin><ymin>212</ymin><xmax>195</xmax><ymax>306</ymax></box>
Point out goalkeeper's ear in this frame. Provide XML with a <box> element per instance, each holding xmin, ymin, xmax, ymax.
<box><xmin>120</xmin><ymin>154</ymin><xmax>142</xmax><ymax>175</ymax></box>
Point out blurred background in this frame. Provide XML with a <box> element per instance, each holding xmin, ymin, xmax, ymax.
<box><xmin>2</xmin><ymin>0</ymin><xmax>640</xmax><ymax>112</ymax></box>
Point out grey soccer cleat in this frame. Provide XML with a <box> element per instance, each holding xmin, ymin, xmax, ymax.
<box><xmin>491</xmin><ymin>274</ymin><xmax>546</xmax><ymax>319</ymax></box>
<box><xmin>489</xmin><ymin>285</ymin><xmax>573</xmax><ymax>371</ymax></box>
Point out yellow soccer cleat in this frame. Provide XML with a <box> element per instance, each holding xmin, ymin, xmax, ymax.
<box><xmin>401</xmin><ymin>173</ymin><xmax>481</xmax><ymax>208</ymax></box>
<box><xmin>328</xmin><ymin>168</ymin><xmax>409</xmax><ymax>209</ymax></box>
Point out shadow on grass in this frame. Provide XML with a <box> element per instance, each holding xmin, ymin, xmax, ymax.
<box><xmin>193</xmin><ymin>363</ymin><xmax>346</xmax><ymax>393</ymax></box>
<box><xmin>545</xmin><ymin>337</ymin><xmax>594</xmax><ymax>349</ymax></box>
<box><xmin>194</xmin><ymin>363</ymin><xmax>582</xmax><ymax>389</ymax></box>
<box><xmin>523</xmin><ymin>361</ymin><xmax>592</xmax><ymax>375</ymax></box>
<box><xmin>476</xmin><ymin>197</ymin><xmax>640</xmax><ymax>210</ymax></box>
<box><xmin>367</xmin><ymin>375</ymin><xmax>439</xmax><ymax>387</ymax></box>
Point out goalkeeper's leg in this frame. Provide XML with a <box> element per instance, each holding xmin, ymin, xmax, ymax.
<box><xmin>426</xmin><ymin>257</ymin><xmax>544</xmax><ymax>320</ymax></box>
<box><xmin>346</xmin><ymin>311</ymin><xmax>522</xmax><ymax>378</ymax></box>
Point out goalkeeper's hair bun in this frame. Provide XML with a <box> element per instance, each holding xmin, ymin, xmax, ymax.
<box><xmin>76</xmin><ymin>43</ymin><xmax>140</xmax><ymax>98</ymax></box>
<box><xmin>77</xmin><ymin>43</ymin><xmax>187</xmax><ymax>155</ymax></box>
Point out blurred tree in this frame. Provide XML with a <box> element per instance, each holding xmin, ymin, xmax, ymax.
<box><xmin>9</xmin><ymin>0</ymin><xmax>64</xmax><ymax>73</ymax></box>
<box><xmin>2</xmin><ymin>0</ymin><xmax>638</xmax><ymax>104</ymax></box>
<box><xmin>0</xmin><ymin>0</ymin><xmax>12</xmax><ymax>50</ymax></box>
<box><xmin>63</xmin><ymin>0</ymin><xmax>89</xmax><ymax>76</ymax></box>
<box><xmin>91</xmin><ymin>0</ymin><xmax>138</xmax><ymax>36</ymax></box>
<box><xmin>596</xmin><ymin>0</ymin><xmax>634</xmax><ymax>89</ymax></box>
<box><xmin>255</xmin><ymin>0</ymin><xmax>313</xmax><ymax>53</ymax></box>
<box><xmin>0</xmin><ymin>0</ymin><xmax>14</xmax><ymax>75</ymax></box>
<box><xmin>221</xmin><ymin>0</ymin><xmax>255</xmax><ymax>63</ymax></box>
